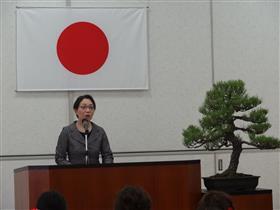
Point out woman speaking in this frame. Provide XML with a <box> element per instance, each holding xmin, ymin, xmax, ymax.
<box><xmin>55</xmin><ymin>95</ymin><xmax>113</xmax><ymax>165</ymax></box>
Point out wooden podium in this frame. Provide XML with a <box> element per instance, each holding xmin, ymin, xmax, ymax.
<box><xmin>14</xmin><ymin>160</ymin><xmax>201</xmax><ymax>210</ymax></box>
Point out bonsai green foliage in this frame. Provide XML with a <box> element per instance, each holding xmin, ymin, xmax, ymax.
<box><xmin>183</xmin><ymin>80</ymin><xmax>280</xmax><ymax>177</ymax></box>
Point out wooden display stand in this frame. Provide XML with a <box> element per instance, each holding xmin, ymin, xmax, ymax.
<box><xmin>14</xmin><ymin>160</ymin><xmax>201</xmax><ymax>210</ymax></box>
<box><xmin>230</xmin><ymin>189</ymin><xmax>273</xmax><ymax>210</ymax></box>
<box><xmin>202</xmin><ymin>189</ymin><xmax>273</xmax><ymax>210</ymax></box>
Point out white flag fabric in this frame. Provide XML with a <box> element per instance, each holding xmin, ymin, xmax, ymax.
<box><xmin>16</xmin><ymin>8</ymin><xmax>148</xmax><ymax>91</ymax></box>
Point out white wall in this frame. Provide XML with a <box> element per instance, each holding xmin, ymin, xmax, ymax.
<box><xmin>213</xmin><ymin>1</ymin><xmax>279</xmax><ymax>137</ymax></box>
<box><xmin>1</xmin><ymin>0</ymin><xmax>280</xmax><ymax>210</ymax></box>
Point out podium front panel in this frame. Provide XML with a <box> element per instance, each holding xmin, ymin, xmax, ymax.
<box><xmin>14</xmin><ymin>160</ymin><xmax>201</xmax><ymax>210</ymax></box>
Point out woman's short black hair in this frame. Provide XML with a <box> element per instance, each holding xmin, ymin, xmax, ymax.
<box><xmin>36</xmin><ymin>190</ymin><xmax>67</xmax><ymax>210</ymax></box>
<box><xmin>114</xmin><ymin>186</ymin><xmax>152</xmax><ymax>210</ymax></box>
<box><xmin>197</xmin><ymin>190</ymin><xmax>234</xmax><ymax>210</ymax></box>
<box><xmin>73</xmin><ymin>94</ymin><xmax>96</xmax><ymax>110</ymax></box>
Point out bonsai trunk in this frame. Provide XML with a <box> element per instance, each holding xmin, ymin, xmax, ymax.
<box><xmin>221</xmin><ymin>140</ymin><xmax>242</xmax><ymax>177</ymax></box>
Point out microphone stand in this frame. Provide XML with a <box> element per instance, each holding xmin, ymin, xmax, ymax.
<box><xmin>85</xmin><ymin>130</ymin><xmax>89</xmax><ymax>165</ymax></box>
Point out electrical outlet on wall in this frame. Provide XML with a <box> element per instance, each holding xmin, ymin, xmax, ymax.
<box><xmin>218</xmin><ymin>159</ymin><xmax>223</xmax><ymax>171</ymax></box>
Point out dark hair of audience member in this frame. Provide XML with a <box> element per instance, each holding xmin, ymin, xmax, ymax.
<box><xmin>36</xmin><ymin>190</ymin><xmax>67</xmax><ymax>210</ymax></box>
<box><xmin>115</xmin><ymin>186</ymin><xmax>152</xmax><ymax>210</ymax></box>
<box><xmin>197</xmin><ymin>190</ymin><xmax>234</xmax><ymax>210</ymax></box>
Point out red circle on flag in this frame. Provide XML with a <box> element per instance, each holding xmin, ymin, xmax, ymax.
<box><xmin>56</xmin><ymin>22</ymin><xmax>109</xmax><ymax>75</ymax></box>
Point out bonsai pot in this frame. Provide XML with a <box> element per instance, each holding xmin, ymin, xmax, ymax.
<box><xmin>203</xmin><ymin>175</ymin><xmax>260</xmax><ymax>193</ymax></box>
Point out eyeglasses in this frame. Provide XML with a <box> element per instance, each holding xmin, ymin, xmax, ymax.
<box><xmin>79</xmin><ymin>105</ymin><xmax>94</xmax><ymax>110</ymax></box>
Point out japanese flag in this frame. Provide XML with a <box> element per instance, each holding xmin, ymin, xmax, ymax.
<box><xmin>16</xmin><ymin>7</ymin><xmax>148</xmax><ymax>91</ymax></box>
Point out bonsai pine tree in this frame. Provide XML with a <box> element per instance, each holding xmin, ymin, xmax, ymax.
<box><xmin>183</xmin><ymin>80</ymin><xmax>280</xmax><ymax>177</ymax></box>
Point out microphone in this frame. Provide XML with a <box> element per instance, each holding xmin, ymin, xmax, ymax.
<box><xmin>82</xmin><ymin>119</ymin><xmax>90</xmax><ymax>134</ymax></box>
<box><xmin>82</xmin><ymin>119</ymin><xmax>90</xmax><ymax>165</ymax></box>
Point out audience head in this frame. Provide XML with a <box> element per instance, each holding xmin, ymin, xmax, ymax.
<box><xmin>197</xmin><ymin>190</ymin><xmax>234</xmax><ymax>210</ymax></box>
<box><xmin>36</xmin><ymin>190</ymin><xmax>67</xmax><ymax>210</ymax></box>
<box><xmin>115</xmin><ymin>185</ymin><xmax>152</xmax><ymax>210</ymax></box>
